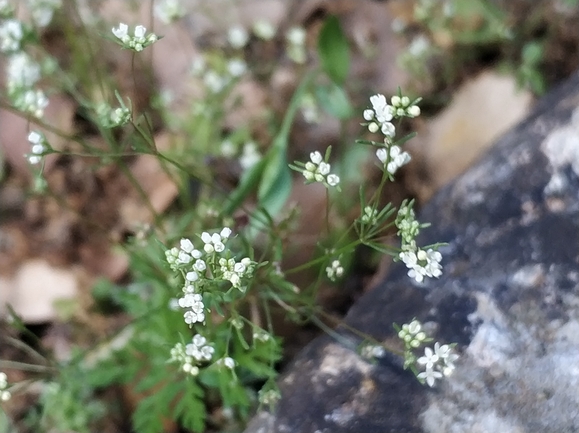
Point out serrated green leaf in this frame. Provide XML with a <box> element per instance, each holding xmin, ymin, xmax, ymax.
<box><xmin>173</xmin><ymin>380</ymin><xmax>206</xmax><ymax>433</ymax></box>
<box><xmin>318</xmin><ymin>15</ymin><xmax>350</xmax><ymax>85</ymax></box>
<box><xmin>133</xmin><ymin>382</ymin><xmax>181</xmax><ymax>433</ymax></box>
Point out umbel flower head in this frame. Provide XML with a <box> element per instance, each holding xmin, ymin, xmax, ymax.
<box><xmin>291</xmin><ymin>149</ymin><xmax>340</xmax><ymax>190</ymax></box>
<box><xmin>112</xmin><ymin>23</ymin><xmax>158</xmax><ymax>52</ymax></box>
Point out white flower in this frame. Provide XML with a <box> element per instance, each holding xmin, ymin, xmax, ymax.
<box><xmin>286</xmin><ymin>26</ymin><xmax>306</xmax><ymax>46</ymax></box>
<box><xmin>179</xmin><ymin>238</ymin><xmax>195</xmax><ymax>253</ymax></box>
<box><xmin>369</xmin><ymin>94</ymin><xmax>393</xmax><ymax>124</ymax></box>
<box><xmin>400</xmin><ymin>244</ymin><xmax>443</xmax><ymax>283</ymax></box>
<box><xmin>417</xmin><ymin>367</ymin><xmax>443</xmax><ymax>387</ymax></box>
<box><xmin>227</xmin><ymin>58</ymin><xmax>247</xmax><ymax>77</ymax></box>
<box><xmin>0</xmin><ymin>390</ymin><xmax>10</xmax><ymax>401</ymax></box>
<box><xmin>184</xmin><ymin>309</ymin><xmax>204</xmax><ymax>324</ymax></box>
<box><xmin>0</xmin><ymin>19</ymin><xmax>23</xmax><ymax>52</ymax></box>
<box><xmin>376</xmin><ymin>148</ymin><xmax>388</xmax><ymax>164</ymax></box>
<box><xmin>408</xmin><ymin>105</ymin><xmax>420</xmax><ymax>117</ymax></box>
<box><xmin>386</xmin><ymin>145</ymin><xmax>411</xmax><ymax>175</ymax></box>
<box><xmin>112</xmin><ymin>23</ymin><xmax>129</xmax><ymax>42</ymax></box>
<box><xmin>417</xmin><ymin>347</ymin><xmax>439</xmax><ymax>370</ymax></box>
<box><xmin>154</xmin><ymin>0</ymin><xmax>185</xmax><ymax>24</ymax></box>
<box><xmin>300</xmin><ymin>149</ymin><xmax>340</xmax><ymax>189</ymax></box>
<box><xmin>220</xmin><ymin>227</ymin><xmax>232</xmax><ymax>239</ymax></box>
<box><xmin>186</xmin><ymin>271</ymin><xmax>199</xmax><ymax>281</ymax></box>
<box><xmin>228</xmin><ymin>25</ymin><xmax>249</xmax><ymax>48</ymax></box>
<box><xmin>0</xmin><ymin>372</ymin><xmax>7</xmax><ymax>388</ymax></box>
<box><xmin>182</xmin><ymin>363</ymin><xmax>199</xmax><ymax>375</ymax></box>
<box><xmin>252</xmin><ymin>19</ymin><xmax>275</xmax><ymax>40</ymax></box>
<box><xmin>381</xmin><ymin>122</ymin><xmax>396</xmax><ymax>137</ymax></box>
<box><xmin>134</xmin><ymin>25</ymin><xmax>146</xmax><ymax>39</ymax></box>
<box><xmin>201</xmin><ymin>229</ymin><xmax>229</xmax><ymax>253</ymax></box>
<box><xmin>326</xmin><ymin>259</ymin><xmax>344</xmax><ymax>281</ymax></box>
<box><xmin>186</xmin><ymin>334</ymin><xmax>214</xmax><ymax>362</ymax></box>
<box><xmin>203</xmin><ymin>70</ymin><xmax>225</xmax><ymax>93</ymax></box>
<box><xmin>327</xmin><ymin>174</ymin><xmax>340</xmax><ymax>186</ymax></box>
<box><xmin>240</xmin><ymin>141</ymin><xmax>261</xmax><ymax>170</ymax></box>
<box><xmin>223</xmin><ymin>357</ymin><xmax>236</xmax><ymax>369</ymax></box>
<box><xmin>318</xmin><ymin>162</ymin><xmax>330</xmax><ymax>175</ymax></box>
<box><xmin>26</xmin><ymin>131</ymin><xmax>47</xmax><ymax>164</ymax></box>
<box><xmin>310</xmin><ymin>151</ymin><xmax>323</xmax><ymax>164</ymax></box>
<box><xmin>193</xmin><ymin>259</ymin><xmax>206</xmax><ymax>272</ymax></box>
<box><xmin>112</xmin><ymin>23</ymin><xmax>158</xmax><ymax>51</ymax></box>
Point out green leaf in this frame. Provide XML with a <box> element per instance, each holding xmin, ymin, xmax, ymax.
<box><xmin>133</xmin><ymin>382</ymin><xmax>181</xmax><ymax>433</ymax></box>
<box><xmin>522</xmin><ymin>42</ymin><xmax>543</xmax><ymax>65</ymax></box>
<box><xmin>316</xmin><ymin>82</ymin><xmax>353</xmax><ymax>120</ymax></box>
<box><xmin>222</xmin><ymin>157</ymin><xmax>267</xmax><ymax>216</ymax></box>
<box><xmin>257</xmin><ymin>147</ymin><xmax>292</xmax><ymax>217</ymax></box>
<box><xmin>173</xmin><ymin>380</ymin><xmax>206</xmax><ymax>433</ymax></box>
<box><xmin>318</xmin><ymin>15</ymin><xmax>350</xmax><ymax>85</ymax></box>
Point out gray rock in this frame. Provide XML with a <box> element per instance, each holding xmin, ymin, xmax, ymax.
<box><xmin>244</xmin><ymin>70</ymin><xmax>579</xmax><ymax>433</ymax></box>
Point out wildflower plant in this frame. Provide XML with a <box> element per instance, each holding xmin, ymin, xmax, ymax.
<box><xmin>0</xmin><ymin>4</ymin><xmax>459</xmax><ymax>433</ymax></box>
<box><xmin>395</xmin><ymin>319</ymin><xmax>458</xmax><ymax>387</ymax></box>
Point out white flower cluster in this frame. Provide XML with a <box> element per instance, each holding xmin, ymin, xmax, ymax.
<box><xmin>395</xmin><ymin>200</ymin><xmax>421</xmax><ymax>245</ymax></box>
<box><xmin>364</xmin><ymin>94</ymin><xmax>396</xmax><ymax>136</ymax></box>
<box><xmin>112</xmin><ymin>23</ymin><xmax>158</xmax><ymax>52</ymax></box>
<box><xmin>397</xmin><ymin>319</ymin><xmax>458</xmax><ymax>387</ymax></box>
<box><xmin>376</xmin><ymin>144</ymin><xmax>411</xmax><ymax>176</ymax></box>
<box><xmin>362</xmin><ymin>93</ymin><xmax>420</xmax><ymax>177</ymax></box>
<box><xmin>325</xmin><ymin>259</ymin><xmax>344</xmax><ymax>281</ymax></box>
<box><xmin>360</xmin><ymin>343</ymin><xmax>385</xmax><ymax>360</ymax></box>
<box><xmin>301</xmin><ymin>150</ymin><xmax>340</xmax><ymax>188</ymax></box>
<box><xmin>219</xmin><ymin>257</ymin><xmax>254</xmax><ymax>291</ymax></box>
<box><xmin>169</xmin><ymin>335</ymin><xmax>215</xmax><ymax>376</ymax></box>
<box><xmin>0</xmin><ymin>18</ymin><xmax>23</xmax><ymax>52</ymax></box>
<box><xmin>1</xmin><ymin>10</ymin><xmax>50</xmax><ymax>119</ymax></box>
<box><xmin>0</xmin><ymin>372</ymin><xmax>10</xmax><ymax>401</ymax></box>
<box><xmin>179</xmin><ymin>291</ymin><xmax>205</xmax><ymax>325</ymax></box>
<box><xmin>397</xmin><ymin>319</ymin><xmax>427</xmax><ymax>348</ymax></box>
<box><xmin>26</xmin><ymin>131</ymin><xmax>48</xmax><ymax>164</ymax></box>
<box><xmin>28</xmin><ymin>0</ymin><xmax>61</xmax><ymax>27</ymax></box>
<box><xmin>258</xmin><ymin>387</ymin><xmax>281</xmax><ymax>406</ymax></box>
<box><xmin>417</xmin><ymin>342</ymin><xmax>459</xmax><ymax>387</ymax></box>
<box><xmin>166</xmin><ymin>227</ymin><xmax>256</xmax><ymax>326</ymax></box>
<box><xmin>391</xmin><ymin>95</ymin><xmax>420</xmax><ymax>118</ymax></box>
<box><xmin>400</xmin><ymin>241</ymin><xmax>442</xmax><ymax>283</ymax></box>
<box><xmin>154</xmin><ymin>0</ymin><xmax>185</xmax><ymax>24</ymax></box>
<box><xmin>190</xmin><ymin>55</ymin><xmax>248</xmax><ymax>94</ymax></box>
<box><xmin>186</xmin><ymin>334</ymin><xmax>215</xmax><ymax>362</ymax></box>
<box><xmin>360</xmin><ymin>206</ymin><xmax>378</xmax><ymax>225</ymax></box>
<box><xmin>96</xmin><ymin>102</ymin><xmax>131</xmax><ymax>128</ymax></box>
<box><xmin>395</xmin><ymin>200</ymin><xmax>442</xmax><ymax>283</ymax></box>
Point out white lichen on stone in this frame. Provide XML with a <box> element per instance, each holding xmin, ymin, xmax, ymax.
<box><xmin>421</xmin><ymin>288</ymin><xmax>579</xmax><ymax>433</ymax></box>
<box><xmin>540</xmin><ymin>106</ymin><xmax>579</xmax><ymax>196</ymax></box>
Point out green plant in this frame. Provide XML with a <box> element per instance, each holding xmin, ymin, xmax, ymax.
<box><xmin>0</xmin><ymin>2</ymin><xmax>456</xmax><ymax>432</ymax></box>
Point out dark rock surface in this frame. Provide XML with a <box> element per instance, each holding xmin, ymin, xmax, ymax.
<box><xmin>244</xmin><ymin>70</ymin><xmax>579</xmax><ymax>433</ymax></box>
